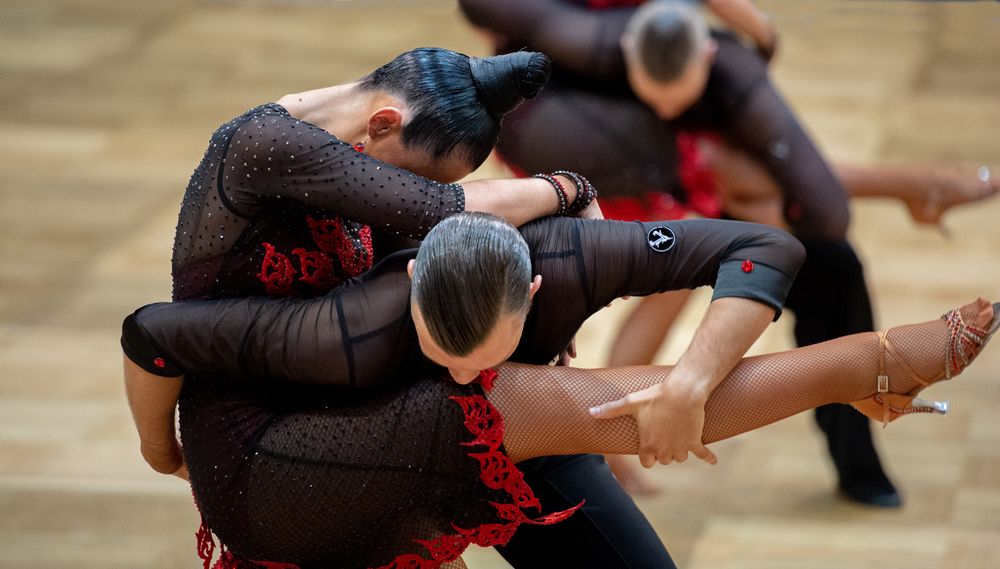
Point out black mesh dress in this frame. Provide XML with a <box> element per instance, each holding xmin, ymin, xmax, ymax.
<box><xmin>124</xmin><ymin>212</ymin><xmax>804</xmax><ymax>567</ymax></box>
<box><xmin>171</xmin><ymin>102</ymin><xmax>464</xmax><ymax>302</ymax></box>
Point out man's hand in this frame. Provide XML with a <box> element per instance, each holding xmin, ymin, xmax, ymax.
<box><xmin>591</xmin><ymin>297</ymin><xmax>775</xmax><ymax>468</ymax></box>
<box><xmin>140</xmin><ymin>437</ymin><xmax>189</xmax><ymax>480</ymax></box>
<box><xmin>123</xmin><ymin>356</ymin><xmax>187</xmax><ymax>480</ymax></box>
<box><xmin>590</xmin><ymin>374</ymin><xmax>718</xmax><ymax>467</ymax></box>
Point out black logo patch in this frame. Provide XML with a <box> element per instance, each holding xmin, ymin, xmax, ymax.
<box><xmin>647</xmin><ymin>226</ymin><xmax>676</xmax><ymax>253</ymax></box>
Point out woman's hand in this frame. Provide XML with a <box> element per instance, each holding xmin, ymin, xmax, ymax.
<box><xmin>589</xmin><ymin>374</ymin><xmax>718</xmax><ymax>467</ymax></box>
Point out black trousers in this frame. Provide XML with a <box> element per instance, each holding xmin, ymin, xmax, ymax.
<box><xmin>499</xmin><ymin>454</ymin><xmax>678</xmax><ymax>569</ymax></box>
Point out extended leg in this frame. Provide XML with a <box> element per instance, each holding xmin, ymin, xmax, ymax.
<box><xmin>490</xmin><ymin>300</ymin><xmax>996</xmax><ymax>464</ymax></box>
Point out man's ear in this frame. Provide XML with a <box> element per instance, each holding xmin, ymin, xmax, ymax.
<box><xmin>368</xmin><ymin>107</ymin><xmax>404</xmax><ymax>139</ymax></box>
<box><xmin>529</xmin><ymin>274</ymin><xmax>542</xmax><ymax>299</ymax></box>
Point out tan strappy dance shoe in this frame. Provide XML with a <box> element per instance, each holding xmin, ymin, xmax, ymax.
<box><xmin>851</xmin><ymin>298</ymin><xmax>999</xmax><ymax>426</ymax></box>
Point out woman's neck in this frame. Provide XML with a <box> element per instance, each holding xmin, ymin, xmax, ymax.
<box><xmin>276</xmin><ymin>83</ymin><xmax>370</xmax><ymax>144</ymax></box>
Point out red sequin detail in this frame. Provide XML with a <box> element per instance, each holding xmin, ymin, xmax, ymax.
<box><xmin>380</xmin><ymin>370</ymin><xmax>582</xmax><ymax>568</ymax></box>
<box><xmin>153</xmin><ymin>357</ymin><xmax>166</xmax><ymax>369</ymax></box>
<box><xmin>307</xmin><ymin>215</ymin><xmax>374</xmax><ymax>277</ymax></box>
<box><xmin>291</xmin><ymin>248</ymin><xmax>336</xmax><ymax>288</ymax></box>
<box><xmin>257</xmin><ymin>243</ymin><xmax>295</xmax><ymax>296</ymax></box>
<box><xmin>475</xmin><ymin>368</ymin><xmax>498</xmax><ymax>391</ymax></box>
<box><xmin>741</xmin><ymin>259</ymin><xmax>754</xmax><ymax>273</ymax></box>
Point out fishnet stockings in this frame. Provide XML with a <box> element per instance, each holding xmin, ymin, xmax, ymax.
<box><xmin>491</xmin><ymin>302</ymin><xmax>992</xmax><ymax>464</ymax></box>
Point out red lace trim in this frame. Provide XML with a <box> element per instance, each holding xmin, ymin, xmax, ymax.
<box><xmin>373</xmin><ymin>369</ymin><xmax>584</xmax><ymax>569</ymax></box>
<box><xmin>196</xmin><ymin>515</ymin><xmax>300</xmax><ymax>569</ymax></box>
<box><xmin>256</xmin><ymin>215</ymin><xmax>375</xmax><ymax>296</ymax></box>
<box><xmin>307</xmin><ymin>215</ymin><xmax>374</xmax><ymax>276</ymax></box>
<box><xmin>256</xmin><ymin>242</ymin><xmax>295</xmax><ymax>296</ymax></box>
<box><xmin>291</xmin><ymin>247</ymin><xmax>336</xmax><ymax>288</ymax></box>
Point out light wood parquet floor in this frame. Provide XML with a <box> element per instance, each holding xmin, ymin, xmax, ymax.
<box><xmin>0</xmin><ymin>1</ymin><xmax>998</xmax><ymax>567</ymax></box>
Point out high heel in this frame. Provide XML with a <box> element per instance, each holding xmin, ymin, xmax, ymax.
<box><xmin>851</xmin><ymin>298</ymin><xmax>999</xmax><ymax>426</ymax></box>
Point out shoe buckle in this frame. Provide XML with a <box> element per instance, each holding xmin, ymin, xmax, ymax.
<box><xmin>877</xmin><ymin>374</ymin><xmax>889</xmax><ymax>393</ymax></box>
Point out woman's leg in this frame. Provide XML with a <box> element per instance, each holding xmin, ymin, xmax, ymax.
<box><xmin>491</xmin><ymin>299</ymin><xmax>996</xmax><ymax>464</ymax></box>
<box><xmin>706</xmin><ymin>140</ymin><xmax>998</xmax><ymax>230</ymax></box>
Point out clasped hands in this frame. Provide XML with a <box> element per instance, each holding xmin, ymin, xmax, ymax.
<box><xmin>589</xmin><ymin>372</ymin><xmax>718</xmax><ymax>467</ymax></box>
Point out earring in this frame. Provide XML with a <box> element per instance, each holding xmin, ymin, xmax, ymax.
<box><xmin>353</xmin><ymin>139</ymin><xmax>367</xmax><ymax>153</ymax></box>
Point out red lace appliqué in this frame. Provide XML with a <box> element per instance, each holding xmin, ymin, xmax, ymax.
<box><xmin>256</xmin><ymin>242</ymin><xmax>295</xmax><ymax>296</ymax></box>
<box><xmin>197</xmin><ymin>515</ymin><xmax>300</xmax><ymax>569</ymax></box>
<box><xmin>291</xmin><ymin>248</ymin><xmax>336</xmax><ymax>288</ymax></box>
<box><xmin>374</xmin><ymin>369</ymin><xmax>584</xmax><ymax>569</ymax></box>
<box><xmin>307</xmin><ymin>215</ymin><xmax>374</xmax><ymax>276</ymax></box>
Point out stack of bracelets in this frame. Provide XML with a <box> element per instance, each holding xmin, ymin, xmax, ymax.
<box><xmin>532</xmin><ymin>170</ymin><xmax>598</xmax><ymax>216</ymax></box>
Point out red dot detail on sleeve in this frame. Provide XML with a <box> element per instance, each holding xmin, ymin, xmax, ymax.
<box><xmin>741</xmin><ymin>260</ymin><xmax>754</xmax><ymax>273</ymax></box>
<box><xmin>153</xmin><ymin>358</ymin><xmax>166</xmax><ymax>369</ymax></box>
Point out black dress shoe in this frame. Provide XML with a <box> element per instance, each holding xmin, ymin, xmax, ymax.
<box><xmin>815</xmin><ymin>403</ymin><xmax>902</xmax><ymax>508</ymax></box>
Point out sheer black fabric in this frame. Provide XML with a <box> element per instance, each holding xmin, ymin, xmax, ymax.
<box><xmin>180</xmin><ymin>375</ymin><xmax>501</xmax><ymax>569</ymax></box>
<box><xmin>172</xmin><ymin>103</ymin><xmax>464</xmax><ymax>301</ymax></box>
<box><xmin>125</xmin><ymin>218</ymin><xmax>803</xmax><ymax>383</ymax></box>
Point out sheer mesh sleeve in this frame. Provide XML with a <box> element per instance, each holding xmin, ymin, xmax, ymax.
<box><xmin>221</xmin><ymin>106</ymin><xmax>465</xmax><ymax>240</ymax></box>
<box><xmin>459</xmin><ymin>0</ymin><xmax>633</xmax><ymax>81</ymax></box>
<box><xmin>123</xmin><ymin>252</ymin><xmax>424</xmax><ymax>389</ymax></box>
<box><xmin>513</xmin><ymin>217</ymin><xmax>805</xmax><ymax>364</ymax></box>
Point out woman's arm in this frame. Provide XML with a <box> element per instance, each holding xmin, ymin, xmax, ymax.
<box><xmin>228</xmin><ymin>114</ymin><xmax>592</xmax><ymax>236</ymax></box>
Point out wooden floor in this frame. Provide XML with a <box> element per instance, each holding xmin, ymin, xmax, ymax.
<box><xmin>1</xmin><ymin>1</ymin><xmax>998</xmax><ymax>567</ymax></box>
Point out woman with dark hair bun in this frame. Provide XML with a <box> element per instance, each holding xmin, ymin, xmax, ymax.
<box><xmin>171</xmin><ymin>46</ymin><xmax>603</xmax><ymax>303</ymax></box>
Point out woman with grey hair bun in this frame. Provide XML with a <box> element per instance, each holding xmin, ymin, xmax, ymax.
<box><xmin>123</xmin><ymin>210</ymin><xmax>997</xmax><ymax>568</ymax></box>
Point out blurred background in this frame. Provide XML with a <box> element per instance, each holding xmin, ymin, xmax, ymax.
<box><xmin>0</xmin><ymin>0</ymin><xmax>998</xmax><ymax>567</ymax></box>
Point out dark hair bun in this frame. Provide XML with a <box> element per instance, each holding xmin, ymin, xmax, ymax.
<box><xmin>469</xmin><ymin>51</ymin><xmax>551</xmax><ymax>120</ymax></box>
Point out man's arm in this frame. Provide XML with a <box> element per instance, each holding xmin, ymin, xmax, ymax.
<box><xmin>123</xmin><ymin>356</ymin><xmax>187</xmax><ymax>479</ymax></box>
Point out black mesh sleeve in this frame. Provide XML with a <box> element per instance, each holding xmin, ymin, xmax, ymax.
<box><xmin>459</xmin><ymin>0</ymin><xmax>633</xmax><ymax>81</ymax></box>
<box><xmin>122</xmin><ymin>253</ymin><xmax>422</xmax><ymax>389</ymax></box>
<box><xmin>222</xmin><ymin>111</ymin><xmax>465</xmax><ymax>240</ymax></box>
<box><xmin>512</xmin><ymin>217</ymin><xmax>805</xmax><ymax>364</ymax></box>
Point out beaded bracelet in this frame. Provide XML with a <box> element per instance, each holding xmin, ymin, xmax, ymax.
<box><xmin>552</xmin><ymin>170</ymin><xmax>598</xmax><ymax>214</ymax></box>
<box><xmin>532</xmin><ymin>173</ymin><xmax>569</xmax><ymax>216</ymax></box>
